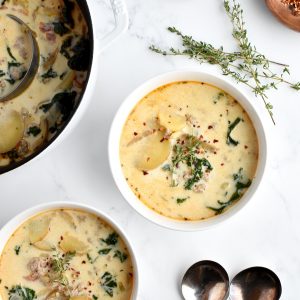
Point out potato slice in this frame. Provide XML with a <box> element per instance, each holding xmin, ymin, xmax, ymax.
<box><xmin>33</xmin><ymin>240</ymin><xmax>54</xmax><ymax>251</ymax></box>
<box><xmin>60</xmin><ymin>233</ymin><xmax>87</xmax><ymax>253</ymax></box>
<box><xmin>0</xmin><ymin>110</ymin><xmax>24</xmax><ymax>153</ymax></box>
<box><xmin>28</xmin><ymin>218</ymin><xmax>50</xmax><ymax>243</ymax></box>
<box><xmin>158</xmin><ymin>110</ymin><xmax>186</xmax><ymax>132</ymax></box>
<box><xmin>60</xmin><ymin>211</ymin><xmax>76</xmax><ymax>229</ymax></box>
<box><xmin>136</xmin><ymin>130</ymin><xmax>170</xmax><ymax>171</ymax></box>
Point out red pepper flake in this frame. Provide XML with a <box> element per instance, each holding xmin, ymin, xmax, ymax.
<box><xmin>160</xmin><ymin>137</ymin><xmax>165</xmax><ymax>142</ymax></box>
<box><xmin>143</xmin><ymin>171</ymin><xmax>148</xmax><ymax>175</ymax></box>
<box><xmin>146</xmin><ymin>157</ymin><xmax>150</xmax><ymax>162</ymax></box>
<box><xmin>244</xmin><ymin>145</ymin><xmax>248</xmax><ymax>149</ymax></box>
<box><xmin>213</xmin><ymin>151</ymin><xmax>217</xmax><ymax>154</ymax></box>
<box><xmin>213</xmin><ymin>139</ymin><xmax>219</xmax><ymax>143</ymax></box>
<box><xmin>208</xmin><ymin>125</ymin><xmax>213</xmax><ymax>129</ymax></box>
<box><xmin>82</xmin><ymin>260</ymin><xmax>86</xmax><ymax>264</ymax></box>
<box><xmin>221</xmin><ymin>163</ymin><xmax>224</xmax><ymax>166</ymax></box>
<box><xmin>60</xmin><ymin>236</ymin><xmax>64</xmax><ymax>240</ymax></box>
<box><xmin>143</xmin><ymin>122</ymin><xmax>146</xmax><ymax>126</ymax></box>
<box><xmin>133</xmin><ymin>132</ymin><xmax>138</xmax><ymax>136</ymax></box>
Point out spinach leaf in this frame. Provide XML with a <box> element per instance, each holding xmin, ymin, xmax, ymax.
<box><xmin>68</xmin><ymin>38</ymin><xmax>91</xmax><ymax>71</ymax></box>
<box><xmin>41</xmin><ymin>67</ymin><xmax>58</xmax><ymax>80</ymax></box>
<box><xmin>176</xmin><ymin>197</ymin><xmax>188</xmax><ymax>204</ymax></box>
<box><xmin>40</xmin><ymin>91</ymin><xmax>77</xmax><ymax>121</ymax></box>
<box><xmin>7</xmin><ymin>46</ymin><xmax>16</xmax><ymax>61</ymax></box>
<box><xmin>100</xmin><ymin>272</ymin><xmax>117</xmax><ymax>297</ymax></box>
<box><xmin>113</xmin><ymin>250</ymin><xmax>128</xmax><ymax>263</ymax></box>
<box><xmin>98</xmin><ymin>248</ymin><xmax>112</xmax><ymax>255</ymax></box>
<box><xmin>27</xmin><ymin>126</ymin><xmax>41</xmax><ymax>137</ymax></box>
<box><xmin>62</xmin><ymin>0</ymin><xmax>75</xmax><ymax>28</ymax></box>
<box><xmin>8</xmin><ymin>286</ymin><xmax>36</xmax><ymax>300</ymax></box>
<box><xmin>208</xmin><ymin>168</ymin><xmax>252</xmax><ymax>215</ymax></box>
<box><xmin>53</xmin><ymin>21</ymin><xmax>70</xmax><ymax>36</ymax></box>
<box><xmin>101</xmin><ymin>232</ymin><xmax>118</xmax><ymax>246</ymax></box>
<box><xmin>14</xmin><ymin>245</ymin><xmax>21</xmax><ymax>255</ymax></box>
<box><xmin>226</xmin><ymin>117</ymin><xmax>242</xmax><ymax>146</ymax></box>
<box><xmin>60</xmin><ymin>36</ymin><xmax>73</xmax><ymax>59</ymax></box>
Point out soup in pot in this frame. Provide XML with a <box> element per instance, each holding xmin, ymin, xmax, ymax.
<box><xmin>0</xmin><ymin>0</ymin><xmax>91</xmax><ymax>169</ymax></box>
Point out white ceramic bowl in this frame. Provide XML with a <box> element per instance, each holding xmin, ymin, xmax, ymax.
<box><xmin>109</xmin><ymin>70</ymin><xmax>267</xmax><ymax>231</ymax></box>
<box><xmin>0</xmin><ymin>202</ymin><xmax>139</xmax><ymax>300</ymax></box>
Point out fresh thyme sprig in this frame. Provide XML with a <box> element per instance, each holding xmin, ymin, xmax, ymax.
<box><xmin>149</xmin><ymin>0</ymin><xmax>300</xmax><ymax>124</ymax></box>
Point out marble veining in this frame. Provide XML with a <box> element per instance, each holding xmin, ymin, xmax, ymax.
<box><xmin>0</xmin><ymin>0</ymin><xmax>300</xmax><ymax>299</ymax></box>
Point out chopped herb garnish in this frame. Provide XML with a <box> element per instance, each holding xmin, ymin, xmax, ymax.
<box><xmin>92</xmin><ymin>296</ymin><xmax>98</xmax><ymax>300</ymax></box>
<box><xmin>208</xmin><ymin>168</ymin><xmax>252</xmax><ymax>214</ymax></box>
<box><xmin>100</xmin><ymin>272</ymin><xmax>117</xmax><ymax>297</ymax></box>
<box><xmin>27</xmin><ymin>126</ymin><xmax>41</xmax><ymax>137</ymax></box>
<box><xmin>227</xmin><ymin>117</ymin><xmax>242</xmax><ymax>146</ymax></box>
<box><xmin>51</xmin><ymin>251</ymin><xmax>75</xmax><ymax>285</ymax></box>
<box><xmin>0</xmin><ymin>70</ymin><xmax>5</xmax><ymax>77</ymax></box>
<box><xmin>8</xmin><ymin>286</ymin><xmax>36</xmax><ymax>300</ymax></box>
<box><xmin>176</xmin><ymin>197</ymin><xmax>188</xmax><ymax>204</ymax></box>
<box><xmin>163</xmin><ymin>135</ymin><xmax>213</xmax><ymax>190</ymax></box>
<box><xmin>101</xmin><ymin>232</ymin><xmax>118</xmax><ymax>246</ymax></box>
<box><xmin>98</xmin><ymin>248</ymin><xmax>112</xmax><ymax>255</ymax></box>
<box><xmin>113</xmin><ymin>250</ymin><xmax>128</xmax><ymax>263</ymax></box>
<box><xmin>14</xmin><ymin>245</ymin><xmax>21</xmax><ymax>255</ymax></box>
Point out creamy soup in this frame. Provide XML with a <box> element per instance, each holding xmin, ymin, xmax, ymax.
<box><xmin>120</xmin><ymin>81</ymin><xmax>259</xmax><ymax>221</ymax></box>
<box><xmin>0</xmin><ymin>0</ymin><xmax>90</xmax><ymax>169</ymax></box>
<box><xmin>0</xmin><ymin>209</ymin><xmax>134</xmax><ymax>300</ymax></box>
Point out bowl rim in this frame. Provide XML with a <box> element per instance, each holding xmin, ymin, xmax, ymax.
<box><xmin>108</xmin><ymin>69</ymin><xmax>268</xmax><ymax>231</ymax></box>
<box><xmin>0</xmin><ymin>201</ymin><xmax>139</xmax><ymax>300</ymax></box>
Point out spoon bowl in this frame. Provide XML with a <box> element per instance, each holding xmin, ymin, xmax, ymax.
<box><xmin>0</xmin><ymin>14</ymin><xmax>39</xmax><ymax>102</ymax></box>
<box><xmin>229</xmin><ymin>266</ymin><xmax>282</xmax><ymax>300</ymax></box>
<box><xmin>181</xmin><ymin>260</ymin><xmax>229</xmax><ymax>300</ymax></box>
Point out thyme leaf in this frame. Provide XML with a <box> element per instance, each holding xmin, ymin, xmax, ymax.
<box><xmin>150</xmin><ymin>0</ymin><xmax>300</xmax><ymax>124</ymax></box>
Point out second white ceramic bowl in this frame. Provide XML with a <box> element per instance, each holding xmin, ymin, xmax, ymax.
<box><xmin>0</xmin><ymin>202</ymin><xmax>139</xmax><ymax>300</ymax></box>
<box><xmin>109</xmin><ymin>70</ymin><xmax>267</xmax><ymax>231</ymax></box>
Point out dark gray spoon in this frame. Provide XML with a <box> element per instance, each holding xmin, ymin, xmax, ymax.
<box><xmin>229</xmin><ymin>267</ymin><xmax>282</xmax><ymax>300</ymax></box>
<box><xmin>0</xmin><ymin>14</ymin><xmax>39</xmax><ymax>102</ymax></box>
<box><xmin>181</xmin><ymin>260</ymin><xmax>230</xmax><ymax>300</ymax></box>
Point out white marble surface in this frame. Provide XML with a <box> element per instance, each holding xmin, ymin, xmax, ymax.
<box><xmin>1</xmin><ymin>0</ymin><xmax>300</xmax><ymax>299</ymax></box>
